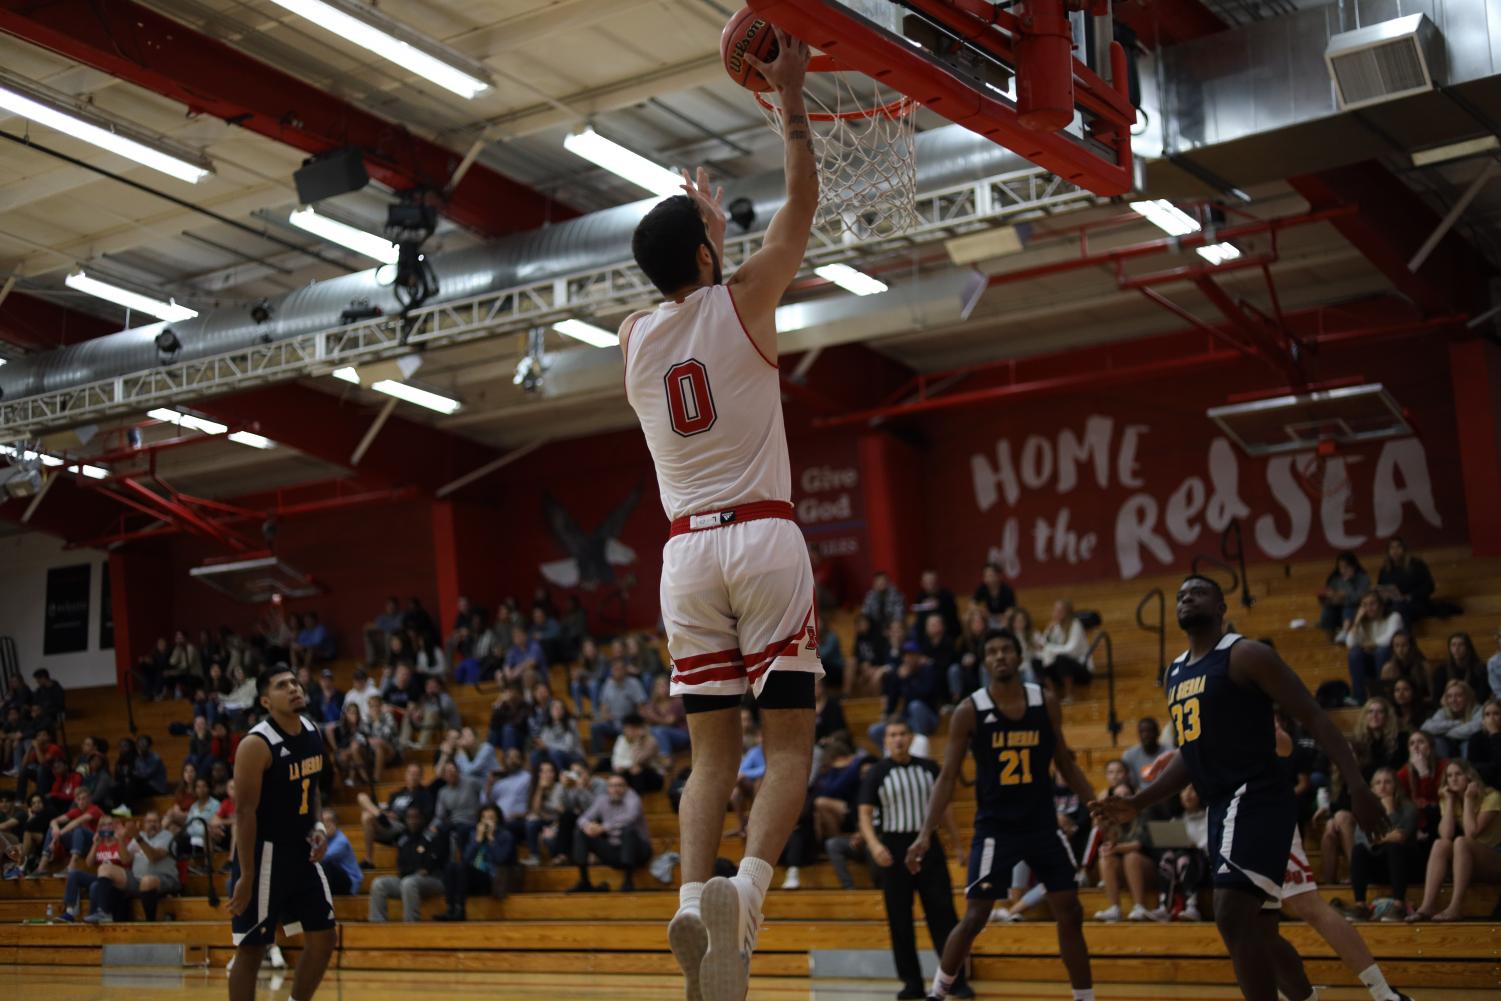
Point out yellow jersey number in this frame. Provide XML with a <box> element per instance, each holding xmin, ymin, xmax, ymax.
<box><xmin>1171</xmin><ymin>698</ymin><xmax>1202</xmax><ymax>744</ymax></box>
<box><xmin>298</xmin><ymin>778</ymin><xmax>311</xmax><ymax>815</ymax></box>
<box><xmin>998</xmin><ymin>748</ymin><xmax>1034</xmax><ymax>786</ymax></box>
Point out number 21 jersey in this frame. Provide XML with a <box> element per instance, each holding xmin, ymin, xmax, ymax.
<box><xmin>969</xmin><ymin>683</ymin><xmax>1056</xmax><ymax>831</ymax></box>
<box><xmin>1165</xmin><ymin>632</ymin><xmax>1279</xmax><ymax>802</ymax></box>
<box><xmin>244</xmin><ymin>715</ymin><xmax>325</xmax><ymax>846</ymax></box>
<box><xmin>624</xmin><ymin>284</ymin><xmax>790</xmax><ymax>521</ymax></box>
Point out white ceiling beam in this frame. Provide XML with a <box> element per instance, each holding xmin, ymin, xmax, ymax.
<box><xmin>481</xmin><ymin>55</ymin><xmax>724</xmax><ymax>138</ymax></box>
<box><xmin>455</xmin><ymin>0</ymin><xmax>662</xmax><ymax>53</ymax></box>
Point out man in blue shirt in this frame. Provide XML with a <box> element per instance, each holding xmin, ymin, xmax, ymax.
<box><xmin>293</xmin><ymin>613</ymin><xmax>334</xmax><ymax>669</ymax></box>
<box><xmin>318</xmin><ymin>809</ymin><xmax>363</xmax><ymax>896</ymax></box>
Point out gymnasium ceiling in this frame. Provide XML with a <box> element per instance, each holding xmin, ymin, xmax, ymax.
<box><xmin>0</xmin><ymin>0</ymin><xmax>1496</xmax><ymax>536</ymax></box>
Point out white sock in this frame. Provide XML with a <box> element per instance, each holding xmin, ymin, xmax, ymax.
<box><xmin>1073</xmin><ymin>990</ymin><xmax>1096</xmax><ymax>1001</ymax></box>
<box><xmin>678</xmin><ymin>880</ymin><xmax>704</xmax><ymax>914</ymax></box>
<box><xmin>1017</xmin><ymin>881</ymin><xmax>1047</xmax><ymax>911</ymax></box>
<box><xmin>734</xmin><ymin>856</ymin><xmax>773</xmax><ymax>913</ymax></box>
<box><xmin>930</xmin><ymin>968</ymin><xmax>956</xmax><ymax>998</ymax></box>
<box><xmin>1358</xmin><ymin>963</ymin><xmax>1397</xmax><ymax>1001</ymax></box>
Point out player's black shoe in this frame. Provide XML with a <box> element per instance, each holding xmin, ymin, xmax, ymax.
<box><xmin>950</xmin><ymin>985</ymin><xmax>976</xmax><ymax>999</ymax></box>
<box><xmin>1392</xmin><ymin>993</ymin><xmax>1416</xmax><ymax>1001</ymax></box>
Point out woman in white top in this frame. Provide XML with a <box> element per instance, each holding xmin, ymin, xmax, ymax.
<box><xmin>1039</xmin><ymin>599</ymin><xmax>1091</xmax><ymax>703</ymax></box>
<box><xmin>1345</xmin><ymin>591</ymin><xmax>1404</xmax><ymax>704</ymax></box>
<box><xmin>1421</xmin><ymin>680</ymin><xmax>1486</xmax><ymax>758</ymax></box>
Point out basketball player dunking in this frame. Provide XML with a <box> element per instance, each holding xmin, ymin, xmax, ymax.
<box><xmin>908</xmin><ymin>629</ymin><xmax>1096</xmax><ymax>1001</ymax></box>
<box><xmin>227</xmin><ymin>667</ymin><xmax>336</xmax><ymax>1001</ymax></box>
<box><xmin>1093</xmin><ymin>576</ymin><xmax>1389</xmax><ymax>1001</ymax></box>
<box><xmin>621</xmin><ymin>29</ymin><xmax>820</xmax><ymax>1001</ymax></box>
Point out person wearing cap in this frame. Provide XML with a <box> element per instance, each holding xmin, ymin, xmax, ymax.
<box><xmin>868</xmin><ymin>639</ymin><xmax>941</xmax><ymax>745</ymax></box>
<box><xmin>343</xmin><ymin>668</ymin><xmax>376</xmax><ymax>723</ymax></box>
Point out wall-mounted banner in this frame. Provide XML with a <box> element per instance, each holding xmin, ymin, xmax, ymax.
<box><xmin>44</xmin><ymin>563</ymin><xmax>92</xmax><ymax>656</ymax></box>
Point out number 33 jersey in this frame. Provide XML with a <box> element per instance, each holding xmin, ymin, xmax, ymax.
<box><xmin>1165</xmin><ymin>633</ymin><xmax>1280</xmax><ymax>802</ymax></box>
<box><xmin>624</xmin><ymin>284</ymin><xmax>790</xmax><ymax>521</ymax></box>
<box><xmin>245</xmin><ymin>715</ymin><xmax>325</xmax><ymax>846</ymax></box>
<box><xmin>969</xmin><ymin>683</ymin><xmax>1056</xmax><ymax>831</ymax></box>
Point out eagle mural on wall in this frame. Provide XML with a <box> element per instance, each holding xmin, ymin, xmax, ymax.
<box><xmin>539</xmin><ymin>484</ymin><xmax>642</xmax><ymax>590</ymax></box>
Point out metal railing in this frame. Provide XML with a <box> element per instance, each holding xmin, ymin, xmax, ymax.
<box><xmin>1135</xmin><ymin>588</ymin><xmax>1166</xmax><ymax>686</ymax></box>
<box><xmin>1192</xmin><ymin>519</ymin><xmax>1255</xmax><ymax>609</ymax></box>
<box><xmin>0</xmin><ymin>636</ymin><xmax>17</xmax><ymax>693</ymax></box>
<box><xmin>1084</xmin><ymin>630</ymin><xmax>1122</xmax><ymax>747</ymax></box>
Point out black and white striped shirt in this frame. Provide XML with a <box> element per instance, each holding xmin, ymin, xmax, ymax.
<box><xmin>858</xmin><ymin>756</ymin><xmax>940</xmax><ymax>835</ymax></box>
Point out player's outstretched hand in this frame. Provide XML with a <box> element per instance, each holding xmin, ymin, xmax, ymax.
<box><xmin>744</xmin><ymin>26</ymin><xmax>810</xmax><ymax>95</ymax></box>
<box><xmin>229</xmin><ymin>873</ymin><xmax>253</xmax><ymax>917</ymax></box>
<box><xmin>1349</xmin><ymin>783</ymin><xmax>1392</xmax><ymax>840</ymax></box>
<box><xmin>1089</xmin><ymin>794</ymin><xmax>1137</xmax><ymax>829</ymax></box>
<box><xmin>308</xmin><ymin>829</ymin><xmax>329</xmax><ymax>863</ymax></box>
<box><xmin>903</xmin><ymin>833</ymin><xmax>930</xmax><ymax>874</ymax></box>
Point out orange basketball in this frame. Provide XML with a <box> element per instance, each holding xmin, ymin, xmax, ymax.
<box><xmin>721</xmin><ymin>7</ymin><xmax>779</xmax><ymax>92</ymax></box>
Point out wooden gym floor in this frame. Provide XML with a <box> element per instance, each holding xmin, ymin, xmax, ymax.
<box><xmin>4</xmin><ymin>967</ymin><xmax>1496</xmax><ymax>1000</ymax></box>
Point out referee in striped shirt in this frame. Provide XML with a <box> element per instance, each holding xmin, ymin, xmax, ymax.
<box><xmin>858</xmin><ymin>720</ymin><xmax>973</xmax><ymax>999</ymax></box>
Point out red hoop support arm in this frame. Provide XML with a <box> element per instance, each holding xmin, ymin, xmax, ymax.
<box><xmin>749</xmin><ymin>0</ymin><xmax>1135</xmax><ymax>195</ymax></box>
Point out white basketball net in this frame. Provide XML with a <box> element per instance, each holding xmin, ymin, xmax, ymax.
<box><xmin>759</xmin><ymin>73</ymin><xmax>919</xmax><ymax>240</ymax></box>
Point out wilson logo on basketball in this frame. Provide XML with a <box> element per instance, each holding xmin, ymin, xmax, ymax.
<box><xmin>664</xmin><ymin>358</ymin><xmax>717</xmax><ymax>437</ymax></box>
<box><xmin>726</xmin><ymin>19</ymin><xmax>769</xmax><ymax>75</ymax></box>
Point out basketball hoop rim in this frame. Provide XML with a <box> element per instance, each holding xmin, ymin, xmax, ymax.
<box><xmin>753</xmin><ymin>55</ymin><xmax>916</xmax><ymax>121</ymax></box>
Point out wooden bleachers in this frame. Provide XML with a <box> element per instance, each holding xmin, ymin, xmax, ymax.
<box><xmin>6</xmin><ymin>546</ymin><xmax>1501</xmax><ymax>989</ymax></box>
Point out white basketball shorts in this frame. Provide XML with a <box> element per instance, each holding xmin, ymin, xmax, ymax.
<box><xmin>1266</xmin><ymin>825</ymin><xmax>1318</xmax><ymax>910</ymax></box>
<box><xmin>662</xmin><ymin>515</ymin><xmax>823</xmax><ymax>699</ymax></box>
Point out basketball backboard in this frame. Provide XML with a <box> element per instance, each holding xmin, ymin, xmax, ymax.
<box><xmin>189</xmin><ymin>553</ymin><xmax>322</xmax><ymax>603</ymax></box>
<box><xmin>1206</xmin><ymin>383</ymin><xmax>1413</xmax><ymax>457</ymax></box>
<box><xmin>747</xmin><ymin>0</ymin><xmax>1135</xmax><ymax>195</ymax></box>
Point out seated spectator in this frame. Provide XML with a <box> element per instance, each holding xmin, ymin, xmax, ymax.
<box><xmin>522</xmin><ymin>760</ymin><xmax>562</xmax><ymax>866</ymax></box>
<box><xmin>317</xmin><ymin>809</ymin><xmax>363</xmax><ymax>896</ymax></box>
<box><xmin>403</xmin><ymin>597</ymin><xmax>438</xmax><ymax>651</ymax></box>
<box><xmin>89</xmin><ymin>812</ymin><xmax>179</xmax><ymax>923</ymax></box>
<box><xmin>0</xmin><ymin>707</ymin><xmax>25</xmax><ymax>778</ymax></box>
<box><xmin>1320</xmin><ymin>698</ymin><xmax>1406</xmax><ymax>883</ymax></box>
<box><xmin>861</xmin><ymin>570</ymin><xmax>906</xmax><ymax>636</ymax></box>
<box><xmin>40</xmin><ymin>757</ymin><xmax>80</xmax><ymax>821</ymax></box>
<box><xmin>1348</xmin><ymin>767</ymin><xmax>1419</xmax><ymax>918</ymax></box>
<box><xmin>917</xmin><ymin>613</ymin><xmax>959</xmax><ymax>699</ymax></box>
<box><xmin>159</xmin><ymin>763</ymin><xmax>198</xmax><ymax>832</ymax></box>
<box><xmin>1344</xmin><ymin>592</ymin><xmax>1403</xmax><ymax>704</ymax></box>
<box><xmin>291</xmin><ymin>612</ymin><xmax>334</xmax><ymax>668</ymax></box>
<box><xmin>1407</xmin><ymin>759</ymin><xmax>1500</xmax><ymax>921</ymax></box>
<box><xmin>0</xmin><ymin>791</ymin><xmax>24</xmax><ymax>859</ymax></box>
<box><xmin>430</xmin><ymin>761</ymin><xmax>482</xmax><ymax>850</ymax></box>
<box><xmin>793</xmin><ymin>734</ymin><xmax>866</xmax><ymax>890</ymax></box>
<box><xmin>307</xmin><ymin>669</ymin><xmax>344</xmax><ymax>732</ymax></box>
<box><xmin>731</xmin><ymin>708</ymin><xmax>765</xmax><ymax>838</ymax></box>
<box><xmin>30</xmin><ymin>669</ymin><xmax>65</xmax><ymax>729</ymax></box>
<box><xmin>447</xmin><ymin>596</ymin><xmax>481</xmax><ymax>662</ymax></box>
<box><xmin>451</xmin><ymin>726</ymin><xmax>497</xmax><ymax>781</ymax></box>
<box><xmin>192</xmin><ymin>662</ymin><xmax>233</xmax><ymax>725</ymax></box>
<box><xmin>33</xmin><ymin>786</ymin><xmax>103</xmax><ymax>878</ymax></box>
<box><xmin>436</xmin><ymin>803</ymin><xmax>515</xmax><ymax>921</ymax></box>
<box><xmin>1156</xmin><ymin>784</ymin><xmax>1209</xmax><ymax>922</ymax></box>
<box><xmin>343</xmin><ymin>668</ymin><xmax>376</xmax><ymax>721</ymax></box>
<box><xmin>402</xmin><ymin>677</ymin><xmax>460</xmax><ymax>752</ymax></box>
<box><xmin>382</xmin><ymin>634</ymin><xmax>415</xmax><ymax>686</ymax></box>
<box><xmin>1434</xmin><ymin>632</ymin><xmax>1491</xmax><ymax>701</ymax></box>
<box><xmin>912</xmin><ymin>569</ymin><xmax>960</xmax><ymax>639</ymax></box>
<box><xmin>501</xmin><ymin>625</ymin><xmax>545</xmax><ymax>688</ymax></box>
<box><xmin>1380</xmin><ymin>630</ymin><xmax>1432</xmax><ymax>705</ymax></box>
<box><xmin>180</xmin><ymin>778</ymin><xmax>220</xmax><ymax>872</ymax></box>
<box><xmin>1468</xmin><ymin>699</ymin><xmax>1501</xmax><ymax>787</ymax></box>
<box><xmin>1317</xmin><ymin>551</ymin><xmax>1370</xmax><ymax>642</ymax></box>
<box><xmin>363</xmin><ymin>693</ymin><xmax>402</xmax><ymax>775</ymax></box>
<box><xmin>1</xmin><ymin>675</ymin><xmax>29</xmax><ymax>718</ymax></box>
<box><xmin>57</xmin><ymin>812</ymin><xmax>122</xmax><ymax>921</ymax></box>
<box><xmin>136</xmin><ymin>638</ymin><xmax>172</xmax><ymax>701</ymax></box>
<box><xmin>814</xmin><ymin>677</ymin><xmax>847</xmax><ymax>742</ymax></box>
<box><xmin>591</xmin><ymin>659</ymin><xmax>647</xmax><ymax>753</ymax></box>
<box><xmin>163</xmin><ymin>631</ymin><xmax>202</xmax><ymax>699</ymax></box>
<box><xmin>532</xmin><ymin>697</ymin><xmax>584</xmax><ymax>771</ymax></box>
<box><xmin>485</xmin><ymin>747</ymin><xmax>533</xmax><ymax>840</ymax></box>
<box><xmin>1422</xmin><ymin>680</ymin><xmax>1485</xmax><ymax>758</ymax></box>
<box><xmin>368</xmin><ymin>805</ymin><xmax>446</xmax><ymax>922</ymax></box>
<box><xmin>206</xmin><ymin>778</ymin><xmax>235</xmax><ymax>853</ymax></box>
<box><xmin>850</xmin><ymin>612</ymin><xmax>890</xmax><ymax>697</ymax></box>
<box><xmin>568</xmin><ymin>637</ymin><xmax>607</xmax><ymax>716</ymax></box>
<box><xmin>1094</xmin><ymin>780</ymin><xmax>1165</xmax><ymax>922</ymax></box>
<box><xmin>365</xmin><ymin>596</ymin><xmax>405</xmax><ymax>666</ymax></box>
<box><xmin>640</xmin><ymin>677</ymin><xmax>689</xmax><ymax>757</ymax></box>
<box><xmin>4</xmin><ymin>794</ymin><xmax>49</xmax><ymax>876</ymax></box>
<box><xmin>973</xmin><ymin>561</ymin><xmax>1017</xmax><ymax>627</ymax></box>
<box><xmin>531</xmin><ymin>606</ymin><xmax>564</xmax><ymax>667</ymax></box>
<box><xmin>869</xmin><ymin>642</ymin><xmax>940</xmax><ymax>744</ymax></box>
<box><xmin>1398</xmin><ymin>730</ymin><xmax>1445</xmax><ymax>844</ymax></box>
<box><xmin>1121</xmin><ymin>717</ymin><xmax>1175</xmax><ymax>794</ymax></box>
<box><xmin>487</xmin><ymin>684</ymin><xmax>527</xmax><ymax>752</ymax></box>
<box><xmin>13</xmin><ymin>725</ymin><xmax>63</xmax><ymax>802</ymax></box>
<box><xmin>413</xmin><ymin>631</ymin><xmax>448</xmax><ymax>680</ymax></box>
<box><xmin>1005</xmin><ymin>607</ymin><xmax>1046</xmax><ymax>685</ymax></box>
<box><xmin>951</xmin><ymin>606</ymin><xmax>989</xmax><ymax>694</ymax></box>
<box><xmin>533</xmin><ymin>761</ymin><xmax>603</xmax><ymax>866</ymax></box>
<box><xmin>381</xmin><ymin>662</ymin><xmax>423</xmax><ymax>714</ymax></box>
<box><xmin>1040</xmin><ymin>599</ymin><xmax>1092</xmax><ymax>702</ymax></box>
<box><xmin>219</xmin><ymin>666</ymin><xmax>258</xmax><ymax>727</ymax></box>
<box><xmin>816</xmin><ymin>626</ymin><xmax>846</xmax><ymax>691</ymax></box>
<box><xmin>1375</xmin><ymin>536</ymin><xmax>1437</xmax><ymax>626</ymax></box>
<box><xmin>331</xmin><ymin>704</ymin><xmax>372</xmax><ymax>788</ymax></box>
<box><xmin>568</xmin><ymin>772</ymin><xmax>650</xmax><ymax>893</ymax></box>
<box><xmin>356</xmin><ymin>763</ymin><xmax>434</xmax><ymax>868</ymax></box>
<box><xmin>609</xmin><ymin>715</ymin><xmax>664</xmax><ymax>796</ymax></box>
<box><xmin>126</xmin><ymin>735</ymin><xmax>168</xmax><ymax>806</ymax></box>
<box><xmin>1390</xmin><ymin>677</ymin><xmax>1429</xmax><ymax>735</ymax></box>
<box><xmin>185</xmin><ymin>716</ymin><xmax>218</xmax><ymax>779</ymax></box>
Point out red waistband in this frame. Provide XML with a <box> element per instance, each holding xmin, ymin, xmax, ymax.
<box><xmin>669</xmin><ymin>500</ymin><xmax>795</xmax><ymax>537</ymax></box>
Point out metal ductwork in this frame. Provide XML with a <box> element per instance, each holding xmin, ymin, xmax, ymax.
<box><xmin>0</xmin><ymin>125</ymin><xmax>1032</xmax><ymax>406</ymax></box>
<box><xmin>1142</xmin><ymin>0</ymin><xmax>1501</xmax><ymax>196</ymax></box>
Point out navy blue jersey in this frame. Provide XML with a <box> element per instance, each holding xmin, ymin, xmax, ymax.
<box><xmin>244</xmin><ymin>715</ymin><xmax>325</xmax><ymax>846</ymax></box>
<box><xmin>1165</xmin><ymin>633</ymin><xmax>1280</xmax><ymax>803</ymax></box>
<box><xmin>969</xmin><ymin>683</ymin><xmax>1056</xmax><ymax>830</ymax></box>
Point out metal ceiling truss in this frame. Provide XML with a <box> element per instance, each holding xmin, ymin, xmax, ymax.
<box><xmin>0</xmin><ymin>166</ymin><xmax>1098</xmax><ymax>438</ymax></box>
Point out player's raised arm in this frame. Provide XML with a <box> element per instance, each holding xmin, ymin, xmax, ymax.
<box><xmin>1045</xmin><ymin>692</ymin><xmax>1096</xmax><ymax>804</ymax></box>
<box><xmin>906</xmin><ymin>698</ymin><xmax>975</xmax><ymax>872</ymax></box>
<box><xmin>726</xmin><ymin>28</ymin><xmax>816</xmax><ymax>344</ymax></box>
<box><xmin>1231</xmin><ymin>639</ymin><xmax>1389</xmax><ymax>838</ymax></box>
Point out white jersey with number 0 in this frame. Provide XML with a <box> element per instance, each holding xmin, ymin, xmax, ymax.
<box><xmin>623</xmin><ymin>284</ymin><xmax>789</xmax><ymax>521</ymax></box>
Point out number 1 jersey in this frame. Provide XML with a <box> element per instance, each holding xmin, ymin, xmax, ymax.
<box><xmin>244</xmin><ymin>715</ymin><xmax>325</xmax><ymax>846</ymax></box>
<box><xmin>969</xmin><ymin>683</ymin><xmax>1057</xmax><ymax>831</ymax></box>
<box><xmin>624</xmin><ymin>284</ymin><xmax>791</xmax><ymax>521</ymax></box>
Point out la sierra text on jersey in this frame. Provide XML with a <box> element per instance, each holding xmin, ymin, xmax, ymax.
<box><xmin>969</xmin><ymin>414</ymin><xmax>1441</xmax><ymax>581</ymax></box>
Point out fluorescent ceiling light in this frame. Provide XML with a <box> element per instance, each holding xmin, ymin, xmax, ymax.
<box><xmin>1411</xmin><ymin>135</ymin><xmax>1500</xmax><ymax>167</ymax></box>
<box><xmin>1129</xmin><ymin>199</ymin><xmax>1201</xmax><ymax>237</ymax></box>
<box><xmin>368</xmin><ymin>380</ymin><xmax>462</xmax><ymax>415</ymax></box>
<box><xmin>66</xmin><ymin>272</ymin><xmax>197</xmax><ymax>323</ymax></box>
<box><xmin>265</xmin><ymin>0</ymin><xmax>492</xmax><ymax>99</ymax></box>
<box><xmin>0</xmin><ymin>444</ymin><xmax>106</xmax><ymax>479</ymax></box>
<box><xmin>1196</xmin><ymin>242</ymin><xmax>1242</xmax><ymax>265</ymax></box>
<box><xmin>814</xmin><ymin>263</ymin><xmax>888</xmax><ymax>296</ymax></box>
<box><xmin>289</xmin><ymin>208</ymin><xmax>399</xmax><ymax>265</ymax></box>
<box><xmin>0</xmin><ymin>71</ymin><xmax>211</xmax><ymax>183</ymax></box>
<box><xmin>553</xmin><ymin>319</ymin><xmax>619</xmax><ymax>348</ymax></box>
<box><xmin>228</xmin><ymin>431</ymin><xmax>275</xmax><ymax>449</ymax></box>
<box><xmin>331</xmin><ymin>367</ymin><xmax>360</xmax><ymax>384</ymax></box>
<box><xmin>148</xmin><ymin>408</ymin><xmax>227</xmax><ymax>435</ymax></box>
<box><xmin>563</xmin><ymin>127</ymin><xmax>681</xmax><ymax>197</ymax></box>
